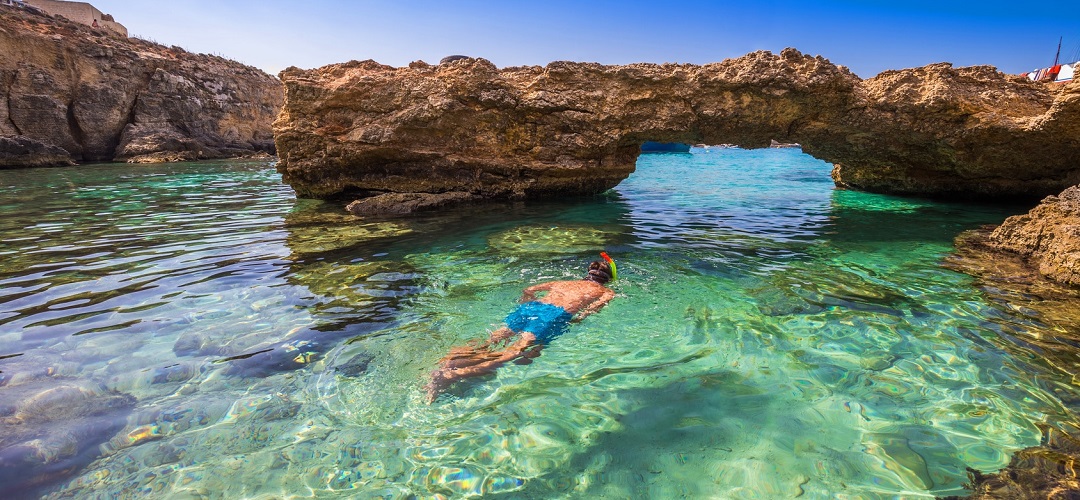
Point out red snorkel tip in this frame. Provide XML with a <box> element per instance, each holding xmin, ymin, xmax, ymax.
<box><xmin>599</xmin><ymin>252</ymin><xmax>617</xmax><ymax>280</ymax></box>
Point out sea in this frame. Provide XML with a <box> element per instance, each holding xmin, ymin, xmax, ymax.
<box><xmin>1</xmin><ymin>148</ymin><xmax>1075</xmax><ymax>498</ymax></box>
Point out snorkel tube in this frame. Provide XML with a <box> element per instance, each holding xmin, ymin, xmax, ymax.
<box><xmin>600</xmin><ymin>252</ymin><xmax>617</xmax><ymax>281</ymax></box>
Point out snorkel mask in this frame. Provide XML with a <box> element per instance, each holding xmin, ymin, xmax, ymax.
<box><xmin>600</xmin><ymin>252</ymin><xmax>617</xmax><ymax>281</ymax></box>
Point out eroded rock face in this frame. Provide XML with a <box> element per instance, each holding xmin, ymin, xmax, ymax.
<box><xmin>274</xmin><ymin>50</ymin><xmax>1079</xmax><ymax>204</ymax></box>
<box><xmin>991</xmin><ymin>186</ymin><xmax>1080</xmax><ymax>285</ymax></box>
<box><xmin>834</xmin><ymin>64</ymin><xmax>1080</xmax><ymax>199</ymax></box>
<box><xmin>0</xmin><ymin>6</ymin><xmax>283</xmax><ymax>166</ymax></box>
<box><xmin>982</xmin><ymin>185</ymin><xmax>1080</xmax><ymax>286</ymax></box>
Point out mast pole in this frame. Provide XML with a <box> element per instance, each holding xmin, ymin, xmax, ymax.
<box><xmin>1054</xmin><ymin>36</ymin><xmax>1062</xmax><ymax>66</ymax></box>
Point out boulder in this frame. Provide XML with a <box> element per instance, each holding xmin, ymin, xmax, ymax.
<box><xmin>0</xmin><ymin>135</ymin><xmax>74</xmax><ymax>167</ymax></box>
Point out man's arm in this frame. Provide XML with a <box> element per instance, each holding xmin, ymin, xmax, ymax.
<box><xmin>573</xmin><ymin>289</ymin><xmax>616</xmax><ymax>321</ymax></box>
<box><xmin>520</xmin><ymin>282</ymin><xmax>553</xmax><ymax>302</ymax></box>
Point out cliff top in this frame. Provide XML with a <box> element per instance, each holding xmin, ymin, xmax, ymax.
<box><xmin>0</xmin><ymin>4</ymin><xmax>276</xmax><ymax>81</ymax></box>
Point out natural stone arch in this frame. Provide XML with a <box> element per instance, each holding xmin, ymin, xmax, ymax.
<box><xmin>273</xmin><ymin>49</ymin><xmax>1080</xmax><ymax>208</ymax></box>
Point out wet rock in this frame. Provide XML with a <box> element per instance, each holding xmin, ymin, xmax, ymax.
<box><xmin>947</xmin><ymin>225</ymin><xmax>1080</xmax><ymax>332</ymax></box>
<box><xmin>345</xmin><ymin>191</ymin><xmax>478</xmax><ymax>215</ymax></box>
<box><xmin>0</xmin><ymin>380</ymin><xmax>136</xmax><ymax>498</ymax></box>
<box><xmin>0</xmin><ymin>135</ymin><xmax>74</xmax><ymax>168</ymax></box>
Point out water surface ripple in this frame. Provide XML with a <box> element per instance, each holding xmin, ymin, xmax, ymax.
<box><xmin>1</xmin><ymin>152</ymin><xmax>1077</xmax><ymax>498</ymax></box>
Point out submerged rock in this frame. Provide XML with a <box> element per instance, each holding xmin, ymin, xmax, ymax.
<box><xmin>0</xmin><ymin>380</ymin><xmax>136</xmax><ymax>498</ymax></box>
<box><xmin>274</xmin><ymin>49</ymin><xmax>1080</xmax><ymax>206</ymax></box>
<box><xmin>345</xmin><ymin>191</ymin><xmax>478</xmax><ymax>215</ymax></box>
<box><xmin>334</xmin><ymin>352</ymin><xmax>375</xmax><ymax>377</ymax></box>
<box><xmin>941</xmin><ymin>424</ymin><xmax>1080</xmax><ymax>499</ymax></box>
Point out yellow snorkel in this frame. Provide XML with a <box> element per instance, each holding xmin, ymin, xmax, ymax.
<box><xmin>600</xmin><ymin>252</ymin><xmax>617</xmax><ymax>281</ymax></box>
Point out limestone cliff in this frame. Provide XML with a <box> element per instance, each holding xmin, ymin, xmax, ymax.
<box><xmin>0</xmin><ymin>5</ymin><xmax>283</xmax><ymax>165</ymax></box>
<box><xmin>274</xmin><ymin>50</ymin><xmax>1079</xmax><ymax>203</ymax></box>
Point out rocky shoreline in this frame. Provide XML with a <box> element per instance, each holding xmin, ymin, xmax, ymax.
<box><xmin>0</xmin><ymin>5</ymin><xmax>282</xmax><ymax>166</ymax></box>
<box><xmin>943</xmin><ymin>198</ymin><xmax>1080</xmax><ymax>498</ymax></box>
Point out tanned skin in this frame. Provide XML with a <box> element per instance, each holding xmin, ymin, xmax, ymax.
<box><xmin>425</xmin><ymin>263</ymin><xmax>615</xmax><ymax>402</ymax></box>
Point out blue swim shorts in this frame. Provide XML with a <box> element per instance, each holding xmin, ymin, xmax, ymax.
<box><xmin>504</xmin><ymin>301</ymin><xmax>573</xmax><ymax>344</ymax></box>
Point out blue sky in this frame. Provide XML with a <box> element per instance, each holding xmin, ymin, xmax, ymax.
<box><xmin>89</xmin><ymin>0</ymin><xmax>1080</xmax><ymax>78</ymax></box>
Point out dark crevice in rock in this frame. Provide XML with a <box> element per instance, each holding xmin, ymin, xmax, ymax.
<box><xmin>65</xmin><ymin>99</ymin><xmax>86</xmax><ymax>155</ymax></box>
<box><xmin>3</xmin><ymin>70</ymin><xmax>21</xmax><ymax>135</ymax></box>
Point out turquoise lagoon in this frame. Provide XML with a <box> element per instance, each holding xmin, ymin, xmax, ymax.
<box><xmin>0</xmin><ymin>148</ymin><xmax>1076</xmax><ymax>498</ymax></box>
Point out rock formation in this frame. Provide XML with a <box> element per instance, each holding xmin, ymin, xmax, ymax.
<box><xmin>982</xmin><ymin>185</ymin><xmax>1080</xmax><ymax>286</ymax></box>
<box><xmin>273</xmin><ymin>50</ymin><xmax>1079</xmax><ymax>205</ymax></box>
<box><xmin>0</xmin><ymin>5</ymin><xmax>283</xmax><ymax>166</ymax></box>
<box><xmin>0</xmin><ymin>135</ymin><xmax>74</xmax><ymax>167</ymax></box>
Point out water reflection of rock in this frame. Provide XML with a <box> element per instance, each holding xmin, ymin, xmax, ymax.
<box><xmin>195</xmin><ymin>204</ymin><xmax>423</xmax><ymax>378</ymax></box>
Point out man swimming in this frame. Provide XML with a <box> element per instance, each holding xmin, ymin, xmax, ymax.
<box><xmin>425</xmin><ymin>255</ymin><xmax>617</xmax><ymax>402</ymax></box>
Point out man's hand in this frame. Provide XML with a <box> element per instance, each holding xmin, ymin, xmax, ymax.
<box><xmin>520</xmin><ymin>283</ymin><xmax>552</xmax><ymax>302</ymax></box>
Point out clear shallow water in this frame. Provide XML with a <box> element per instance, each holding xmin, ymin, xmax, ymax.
<box><xmin>0</xmin><ymin>151</ymin><xmax>1077</xmax><ymax>498</ymax></box>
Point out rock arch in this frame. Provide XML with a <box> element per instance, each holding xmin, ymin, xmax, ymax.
<box><xmin>273</xmin><ymin>49</ymin><xmax>1080</xmax><ymax>207</ymax></box>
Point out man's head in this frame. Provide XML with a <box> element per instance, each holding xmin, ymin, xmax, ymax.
<box><xmin>585</xmin><ymin>260</ymin><xmax>612</xmax><ymax>284</ymax></box>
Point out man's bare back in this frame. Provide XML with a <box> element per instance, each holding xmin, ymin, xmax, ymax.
<box><xmin>521</xmin><ymin>279</ymin><xmax>615</xmax><ymax>320</ymax></box>
<box><xmin>425</xmin><ymin>258</ymin><xmax>617</xmax><ymax>402</ymax></box>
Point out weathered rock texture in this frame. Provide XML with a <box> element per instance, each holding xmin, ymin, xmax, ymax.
<box><xmin>0</xmin><ymin>135</ymin><xmax>74</xmax><ymax>167</ymax></box>
<box><xmin>0</xmin><ymin>5</ymin><xmax>283</xmax><ymax>166</ymax></box>
<box><xmin>983</xmin><ymin>185</ymin><xmax>1080</xmax><ymax>286</ymax></box>
<box><xmin>274</xmin><ymin>50</ymin><xmax>1080</xmax><ymax>204</ymax></box>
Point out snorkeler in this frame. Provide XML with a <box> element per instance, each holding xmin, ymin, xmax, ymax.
<box><xmin>425</xmin><ymin>253</ymin><xmax>618</xmax><ymax>402</ymax></box>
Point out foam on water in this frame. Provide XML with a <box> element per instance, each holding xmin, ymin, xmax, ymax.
<box><xmin>0</xmin><ymin>152</ymin><xmax>1073</xmax><ymax>498</ymax></box>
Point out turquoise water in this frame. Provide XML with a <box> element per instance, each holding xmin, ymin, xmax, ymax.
<box><xmin>0</xmin><ymin>150</ymin><xmax>1076</xmax><ymax>498</ymax></box>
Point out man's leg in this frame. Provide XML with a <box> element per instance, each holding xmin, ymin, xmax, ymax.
<box><xmin>426</xmin><ymin>333</ymin><xmax>537</xmax><ymax>402</ymax></box>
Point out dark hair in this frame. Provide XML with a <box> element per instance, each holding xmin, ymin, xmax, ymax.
<box><xmin>585</xmin><ymin>260</ymin><xmax>612</xmax><ymax>284</ymax></box>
